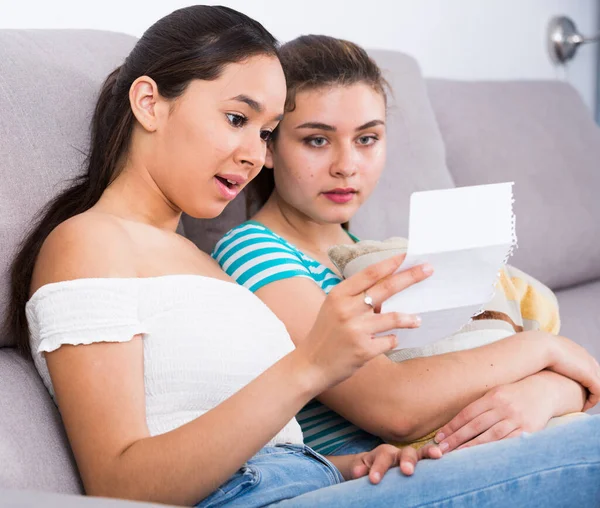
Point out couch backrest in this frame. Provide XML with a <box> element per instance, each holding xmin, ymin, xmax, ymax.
<box><xmin>0</xmin><ymin>29</ymin><xmax>137</xmax><ymax>492</ymax></box>
<box><xmin>427</xmin><ymin>79</ymin><xmax>600</xmax><ymax>290</ymax></box>
<box><xmin>349</xmin><ymin>50</ymin><xmax>455</xmax><ymax>241</ymax></box>
<box><xmin>0</xmin><ymin>29</ymin><xmax>137</xmax><ymax>348</ymax></box>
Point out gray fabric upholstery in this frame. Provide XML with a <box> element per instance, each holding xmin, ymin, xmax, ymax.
<box><xmin>427</xmin><ymin>79</ymin><xmax>600</xmax><ymax>291</ymax></box>
<box><xmin>0</xmin><ymin>29</ymin><xmax>137</xmax><ymax>347</ymax></box>
<box><xmin>556</xmin><ymin>279</ymin><xmax>600</xmax><ymax>363</ymax></box>
<box><xmin>350</xmin><ymin>50</ymin><xmax>454</xmax><ymax>240</ymax></box>
<box><xmin>0</xmin><ymin>350</ymin><xmax>82</xmax><ymax>493</ymax></box>
<box><xmin>556</xmin><ymin>279</ymin><xmax>600</xmax><ymax>415</ymax></box>
<box><xmin>0</xmin><ymin>488</ymin><xmax>173</xmax><ymax>507</ymax></box>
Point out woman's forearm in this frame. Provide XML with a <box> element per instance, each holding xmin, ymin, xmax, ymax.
<box><xmin>321</xmin><ymin>331</ymin><xmax>556</xmax><ymax>442</ymax></box>
<box><xmin>532</xmin><ymin>370</ymin><xmax>587</xmax><ymax>417</ymax></box>
<box><xmin>96</xmin><ymin>351</ymin><xmax>320</xmax><ymax>506</ymax></box>
<box><xmin>383</xmin><ymin>332</ymin><xmax>561</xmax><ymax>440</ymax></box>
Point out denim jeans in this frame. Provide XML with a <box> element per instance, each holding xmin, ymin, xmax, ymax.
<box><xmin>196</xmin><ymin>414</ymin><xmax>600</xmax><ymax>507</ymax></box>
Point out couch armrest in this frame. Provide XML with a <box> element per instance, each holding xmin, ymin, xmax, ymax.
<box><xmin>0</xmin><ymin>489</ymin><xmax>178</xmax><ymax>508</ymax></box>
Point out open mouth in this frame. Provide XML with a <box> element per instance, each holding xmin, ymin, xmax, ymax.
<box><xmin>214</xmin><ymin>175</ymin><xmax>243</xmax><ymax>200</ymax></box>
<box><xmin>215</xmin><ymin>176</ymin><xmax>239</xmax><ymax>189</ymax></box>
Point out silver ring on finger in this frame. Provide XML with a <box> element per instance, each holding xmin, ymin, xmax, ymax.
<box><xmin>363</xmin><ymin>291</ymin><xmax>375</xmax><ymax>310</ymax></box>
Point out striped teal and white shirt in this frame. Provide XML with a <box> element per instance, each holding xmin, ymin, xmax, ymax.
<box><xmin>212</xmin><ymin>221</ymin><xmax>371</xmax><ymax>454</ymax></box>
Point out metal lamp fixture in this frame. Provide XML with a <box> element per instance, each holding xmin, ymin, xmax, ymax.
<box><xmin>548</xmin><ymin>16</ymin><xmax>600</xmax><ymax>64</ymax></box>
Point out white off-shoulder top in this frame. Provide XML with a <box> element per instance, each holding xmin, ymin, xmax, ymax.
<box><xmin>25</xmin><ymin>275</ymin><xmax>303</xmax><ymax>446</ymax></box>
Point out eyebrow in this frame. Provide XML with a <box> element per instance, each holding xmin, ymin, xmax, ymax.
<box><xmin>357</xmin><ymin>119</ymin><xmax>385</xmax><ymax>130</ymax></box>
<box><xmin>229</xmin><ymin>94</ymin><xmax>283</xmax><ymax>121</ymax></box>
<box><xmin>230</xmin><ymin>94</ymin><xmax>263</xmax><ymax>113</ymax></box>
<box><xmin>296</xmin><ymin>120</ymin><xmax>385</xmax><ymax>131</ymax></box>
<box><xmin>296</xmin><ymin>122</ymin><xmax>335</xmax><ymax>131</ymax></box>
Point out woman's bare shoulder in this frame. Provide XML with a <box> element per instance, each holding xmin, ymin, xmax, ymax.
<box><xmin>31</xmin><ymin>212</ymin><xmax>136</xmax><ymax>296</ymax></box>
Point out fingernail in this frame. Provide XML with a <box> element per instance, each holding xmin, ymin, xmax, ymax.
<box><xmin>440</xmin><ymin>442</ymin><xmax>449</xmax><ymax>452</ymax></box>
<box><xmin>422</xmin><ymin>264</ymin><xmax>434</xmax><ymax>275</ymax></box>
<box><xmin>372</xmin><ymin>472</ymin><xmax>381</xmax><ymax>482</ymax></box>
<box><xmin>413</xmin><ymin>315</ymin><xmax>422</xmax><ymax>326</ymax></box>
<box><xmin>434</xmin><ymin>432</ymin><xmax>445</xmax><ymax>443</ymax></box>
<box><xmin>404</xmin><ymin>463</ymin><xmax>414</xmax><ymax>475</ymax></box>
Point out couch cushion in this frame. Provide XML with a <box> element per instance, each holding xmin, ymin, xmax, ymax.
<box><xmin>555</xmin><ymin>279</ymin><xmax>600</xmax><ymax>415</ymax></box>
<box><xmin>555</xmin><ymin>279</ymin><xmax>600</xmax><ymax>361</ymax></box>
<box><xmin>0</xmin><ymin>349</ymin><xmax>82</xmax><ymax>493</ymax></box>
<box><xmin>427</xmin><ymin>79</ymin><xmax>600</xmax><ymax>290</ymax></box>
<box><xmin>350</xmin><ymin>50</ymin><xmax>454</xmax><ymax>241</ymax></box>
<box><xmin>0</xmin><ymin>488</ymin><xmax>173</xmax><ymax>507</ymax></box>
<box><xmin>0</xmin><ymin>29</ymin><xmax>137</xmax><ymax>347</ymax></box>
<box><xmin>182</xmin><ymin>49</ymin><xmax>455</xmax><ymax>254</ymax></box>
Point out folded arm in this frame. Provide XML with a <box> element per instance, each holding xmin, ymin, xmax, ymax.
<box><xmin>256</xmin><ymin>278</ymin><xmax>586</xmax><ymax>442</ymax></box>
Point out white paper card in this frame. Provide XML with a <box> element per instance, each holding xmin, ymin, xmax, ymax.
<box><xmin>380</xmin><ymin>183</ymin><xmax>516</xmax><ymax>350</ymax></box>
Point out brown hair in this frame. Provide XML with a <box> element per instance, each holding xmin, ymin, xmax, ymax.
<box><xmin>247</xmin><ymin>34</ymin><xmax>389</xmax><ymax>212</ymax></box>
<box><xmin>6</xmin><ymin>5</ymin><xmax>279</xmax><ymax>358</ymax></box>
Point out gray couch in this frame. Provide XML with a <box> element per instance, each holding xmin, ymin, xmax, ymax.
<box><xmin>1</xmin><ymin>29</ymin><xmax>598</xmax><ymax>506</ymax></box>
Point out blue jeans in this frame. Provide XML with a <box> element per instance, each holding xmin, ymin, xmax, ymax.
<box><xmin>196</xmin><ymin>415</ymin><xmax>600</xmax><ymax>507</ymax></box>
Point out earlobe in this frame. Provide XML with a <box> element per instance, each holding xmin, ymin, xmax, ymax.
<box><xmin>264</xmin><ymin>142</ymin><xmax>275</xmax><ymax>169</ymax></box>
<box><xmin>129</xmin><ymin>76</ymin><xmax>161</xmax><ymax>132</ymax></box>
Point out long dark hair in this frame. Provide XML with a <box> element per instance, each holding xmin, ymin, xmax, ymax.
<box><xmin>247</xmin><ymin>34</ymin><xmax>389</xmax><ymax>212</ymax></box>
<box><xmin>6</xmin><ymin>5</ymin><xmax>278</xmax><ymax>358</ymax></box>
